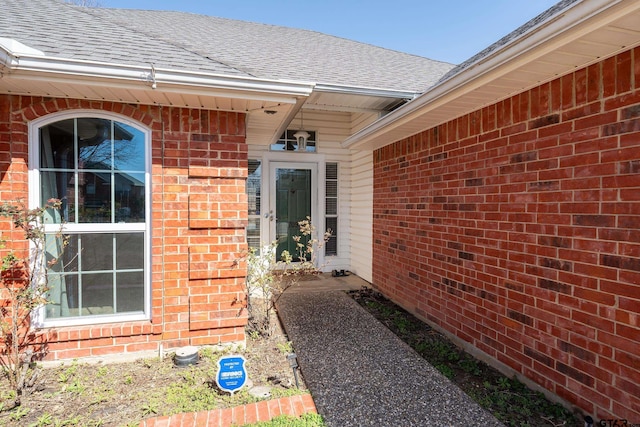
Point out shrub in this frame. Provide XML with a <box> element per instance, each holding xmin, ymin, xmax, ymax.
<box><xmin>244</xmin><ymin>217</ymin><xmax>331</xmax><ymax>336</ymax></box>
<box><xmin>0</xmin><ymin>200</ymin><xmax>64</xmax><ymax>409</ymax></box>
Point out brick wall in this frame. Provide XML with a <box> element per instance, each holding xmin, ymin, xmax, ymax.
<box><xmin>0</xmin><ymin>96</ymin><xmax>248</xmax><ymax>359</ymax></box>
<box><xmin>372</xmin><ymin>47</ymin><xmax>640</xmax><ymax>421</ymax></box>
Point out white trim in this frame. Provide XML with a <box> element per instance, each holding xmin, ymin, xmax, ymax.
<box><xmin>314</xmin><ymin>83</ymin><xmax>418</xmax><ymax>99</ymax></box>
<box><xmin>260</xmin><ymin>151</ymin><xmax>328</xmax><ymax>270</ymax></box>
<box><xmin>343</xmin><ymin>0</ymin><xmax>637</xmax><ymax>150</ymax></box>
<box><xmin>0</xmin><ymin>46</ymin><xmax>315</xmax><ymax>100</ymax></box>
<box><xmin>29</xmin><ymin>110</ymin><xmax>152</xmax><ymax>328</ymax></box>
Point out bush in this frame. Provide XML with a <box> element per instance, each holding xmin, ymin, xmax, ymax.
<box><xmin>0</xmin><ymin>200</ymin><xmax>64</xmax><ymax>409</ymax></box>
<box><xmin>245</xmin><ymin>217</ymin><xmax>331</xmax><ymax>336</ymax></box>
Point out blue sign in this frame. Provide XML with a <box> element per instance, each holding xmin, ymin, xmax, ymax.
<box><xmin>216</xmin><ymin>355</ymin><xmax>247</xmax><ymax>394</ymax></box>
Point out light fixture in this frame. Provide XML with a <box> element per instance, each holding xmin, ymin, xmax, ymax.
<box><xmin>292</xmin><ymin>109</ymin><xmax>309</xmax><ymax>151</ymax></box>
<box><xmin>293</xmin><ymin>130</ymin><xmax>310</xmax><ymax>151</ymax></box>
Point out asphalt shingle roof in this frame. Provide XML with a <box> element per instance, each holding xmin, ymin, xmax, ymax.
<box><xmin>0</xmin><ymin>0</ymin><xmax>454</xmax><ymax>92</ymax></box>
<box><xmin>0</xmin><ymin>0</ymin><xmax>247</xmax><ymax>76</ymax></box>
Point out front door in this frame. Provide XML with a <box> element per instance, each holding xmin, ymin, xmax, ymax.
<box><xmin>269</xmin><ymin>162</ymin><xmax>317</xmax><ymax>262</ymax></box>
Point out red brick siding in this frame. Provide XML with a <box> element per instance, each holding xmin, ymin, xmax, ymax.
<box><xmin>0</xmin><ymin>96</ymin><xmax>248</xmax><ymax>359</ymax></box>
<box><xmin>372</xmin><ymin>47</ymin><xmax>640</xmax><ymax>421</ymax></box>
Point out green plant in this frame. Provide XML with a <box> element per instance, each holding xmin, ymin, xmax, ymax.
<box><xmin>64</xmin><ymin>379</ymin><xmax>86</xmax><ymax>394</ymax></box>
<box><xmin>241</xmin><ymin>413</ymin><xmax>325</xmax><ymax>427</ymax></box>
<box><xmin>140</xmin><ymin>403</ymin><xmax>158</xmax><ymax>416</ymax></box>
<box><xmin>95</xmin><ymin>366</ymin><xmax>108</xmax><ymax>377</ymax></box>
<box><xmin>392</xmin><ymin>316</ymin><xmax>412</xmax><ymax>334</ymax></box>
<box><xmin>276</xmin><ymin>341</ymin><xmax>294</xmax><ymax>355</ymax></box>
<box><xmin>33</xmin><ymin>412</ymin><xmax>53</xmax><ymax>426</ymax></box>
<box><xmin>434</xmin><ymin>364</ymin><xmax>455</xmax><ymax>379</ymax></box>
<box><xmin>458</xmin><ymin>356</ymin><xmax>482</xmax><ymax>376</ymax></box>
<box><xmin>9</xmin><ymin>405</ymin><xmax>29</xmax><ymax>421</ymax></box>
<box><xmin>0</xmin><ymin>199</ymin><xmax>65</xmax><ymax>409</ymax></box>
<box><xmin>244</xmin><ymin>218</ymin><xmax>331</xmax><ymax>336</ymax></box>
<box><xmin>57</xmin><ymin>362</ymin><xmax>79</xmax><ymax>383</ymax></box>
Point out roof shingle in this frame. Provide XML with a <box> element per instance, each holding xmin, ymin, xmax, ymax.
<box><xmin>1</xmin><ymin>0</ymin><xmax>454</xmax><ymax>92</ymax></box>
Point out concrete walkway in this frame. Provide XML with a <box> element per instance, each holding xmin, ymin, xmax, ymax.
<box><xmin>276</xmin><ymin>274</ymin><xmax>504</xmax><ymax>427</ymax></box>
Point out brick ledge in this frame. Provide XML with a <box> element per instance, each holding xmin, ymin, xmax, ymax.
<box><xmin>139</xmin><ymin>394</ymin><xmax>317</xmax><ymax>426</ymax></box>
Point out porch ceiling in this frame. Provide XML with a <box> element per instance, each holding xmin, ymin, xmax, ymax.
<box><xmin>343</xmin><ymin>0</ymin><xmax>640</xmax><ymax>151</ymax></box>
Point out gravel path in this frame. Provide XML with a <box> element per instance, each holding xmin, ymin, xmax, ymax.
<box><xmin>277</xmin><ymin>291</ymin><xmax>505</xmax><ymax>427</ymax></box>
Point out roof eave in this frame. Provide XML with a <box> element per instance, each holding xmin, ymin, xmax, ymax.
<box><xmin>1</xmin><ymin>50</ymin><xmax>316</xmax><ymax>101</ymax></box>
<box><xmin>314</xmin><ymin>83</ymin><xmax>419</xmax><ymax>100</ymax></box>
<box><xmin>343</xmin><ymin>0</ymin><xmax>640</xmax><ymax>151</ymax></box>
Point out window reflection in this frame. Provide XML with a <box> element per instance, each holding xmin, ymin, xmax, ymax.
<box><xmin>39</xmin><ymin>116</ymin><xmax>148</xmax><ymax>323</ymax></box>
<box><xmin>40</xmin><ymin>118</ymin><xmax>146</xmax><ymax>224</ymax></box>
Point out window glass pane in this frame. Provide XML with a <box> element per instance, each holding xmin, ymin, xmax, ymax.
<box><xmin>116</xmin><ymin>233</ymin><xmax>144</xmax><ymax>270</ymax></box>
<box><xmin>82</xmin><ymin>273</ymin><xmax>114</xmax><ymax>315</ymax></box>
<box><xmin>247</xmin><ymin>217</ymin><xmax>260</xmax><ymax>250</ymax></box>
<box><xmin>80</xmin><ymin>234</ymin><xmax>113</xmax><ymax>271</ymax></box>
<box><xmin>113</xmin><ymin>124</ymin><xmax>146</xmax><ymax>172</ymax></box>
<box><xmin>116</xmin><ymin>272</ymin><xmax>144</xmax><ymax>313</ymax></box>
<box><xmin>40</xmin><ymin>118</ymin><xmax>75</xmax><ymax>169</ymax></box>
<box><xmin>46</xmin><ymin>233</ymin><xmax>78</xmax><ymax>273</ymax></box>
<box><xmin>46</xmin><ymin>273</ymin><xmax>77</xmax><ymax>318</ymax></box>
<box><xmin>41</xmin><ymin>171</ymin><xmax>76</xmax><ymax>223</ymax></box>
<box><xmin>78</xmin><ymin>171</ymin><xmax>112</xmax><ymax>223</ymax></box>
<box><xmin>326</xmin><ymin>163</ymin><xmax>338</xmax><ymax>180</ymax></box>
<box><xmin>77</xmin><ymin>118</ymin><xmax>112</xmax><ymax>170</ymax></box>
<box><xmin>326</xmin><ymin>181</ymin><xmax>337</xmax><ymax>197</ymax></box>
<box><xmin>275</xmin><ymin>168</ymin><xmax>312</xmax><ymax>261</ymax></box>
<box><xmin>247</xmin><ymin>160</ymin><xmax>261</xmax><ymax>216</ymax></box>
<box><xmin>325</xmin><ymin>217</ymin><xmax>337</xmax><ymax>256</ymax></box>
<box><xmin>326</xmin><ymin>199</ymin><xmax>337</xmax><ymax>216</ymax></box>
<box><xmin>114</xmin><ymin>172</ymin><xmax>145</xmax><ymax>222</ymax></box>
<box><xmin>270</xmin><ymin>130</ymin><xmax>316</xmax><ymax>152</ymax></box>
<box><xmin>325</xmin><ymin>163</ymin><xmax>338</xmax><ymax>256</ymax></box>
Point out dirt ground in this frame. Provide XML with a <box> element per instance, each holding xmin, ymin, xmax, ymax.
<box><xmin>0</xmin><ymin>313</ymin><xmax>305</xmax><ymax>427</ymax></box>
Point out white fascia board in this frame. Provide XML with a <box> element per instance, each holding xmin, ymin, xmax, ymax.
<box><xmin>1</xmin><ymin>51</ymin><xmax>315</xmax><ymax>99</ymax></box>
<box><xmin>343</xmin><ymin>0</ymin><xmax>629</xmax><ymax>150</ymax></box>
<box><xmin>315</xmin><ymin>83</ymin><xmax>418</xmax><ymax>100</ymax></box>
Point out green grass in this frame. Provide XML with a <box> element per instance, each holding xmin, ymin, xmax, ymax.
<box><xmin>241</xmin><ymin>413</ymin><xmax>325</xmax><ymax>427</ymax></box>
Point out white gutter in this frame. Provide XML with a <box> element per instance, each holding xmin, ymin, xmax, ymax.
<box><xmin>0</xmin><ymin>41</ymin><xmax>315</xmax><ymax>99</ymax></box>
<box><xmin>342</xmin><ymin>0</ymin><xmax>630</xmax><ymax>150</ymax></box>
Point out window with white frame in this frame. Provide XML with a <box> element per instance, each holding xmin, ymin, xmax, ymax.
<box><xmin>247</xmin><ymin>159</ymin><xmax>261</xmax><ymax>250</ymax></box>
<box><xmin>325</xmin><ymin>163</ymin><xmax>338</xmax><ymax>256</ymax></box>
<box><xmin>270</xmin><ymin>130</ymin><xmax>317</xmax><ymax>152</ymax></box>
<box><xmin>33</xmin><ymin>114</ymin><xmax>150</xmax><ymax>326</ymax></box>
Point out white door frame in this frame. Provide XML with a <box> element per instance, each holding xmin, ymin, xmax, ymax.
<box><xmin>260</xmin><ymin>152</ymin><xmax>326</xmax><ymax>268</ymax></box>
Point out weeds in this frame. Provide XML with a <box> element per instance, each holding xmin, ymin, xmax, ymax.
<box><xmin>276</xmin><ymin>341</ymin><xmax>294</xmax><ymax>355</ymax></box>
<box><xmin>241</xmin><ymin>413</ymin><xmax>325</xmax><ymax>427</ymax></box>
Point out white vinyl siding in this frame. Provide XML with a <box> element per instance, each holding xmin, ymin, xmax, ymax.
<box><xmin>247</xmin><ymin>109</ymin><xmax>377</xmax><ymax>275</ymax></box>
<box><xmin>349</xmin><ymin>149</ymin><xmax>373</xmax><ymax>282</ymax></box>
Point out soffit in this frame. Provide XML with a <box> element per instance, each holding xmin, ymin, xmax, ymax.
<box><xmin>0</xmin><ymin>68</ymin><xmax>306</xmax><ymax>146</ymax></box>
<box><xmin>345</xmin><ymin>0</ymin><xmax>640</xmax><ymax>150</ymax></box>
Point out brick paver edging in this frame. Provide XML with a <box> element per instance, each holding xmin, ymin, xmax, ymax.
<box><xmin>139</xmin><ymin>394</ymin><xmax>317</xmax><ymax>427</ymax></box>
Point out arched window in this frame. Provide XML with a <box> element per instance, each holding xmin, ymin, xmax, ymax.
<box><xmin>30</xmin><ymin>112</ymin><xmax>150</xmax><ymax>326</ymax></box>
